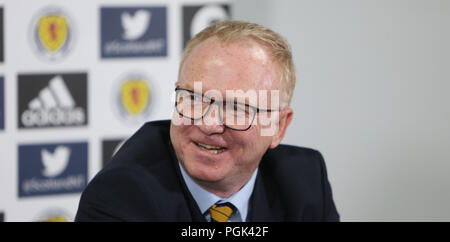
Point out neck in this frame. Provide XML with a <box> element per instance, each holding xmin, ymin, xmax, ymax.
<box><xmin>192</xmin><ymin>168</ymin><xmax>258</xmax><ymax>198</ymax></box>
<box><xmin>195</xmin><ymin>179</ymin><xmax>246</xmax><ymax>198</ymax></box>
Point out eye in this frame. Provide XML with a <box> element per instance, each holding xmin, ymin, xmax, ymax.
<box><xmin>233</xmin><ymin>103</ymin><xmax>250</xmax><ymax>114</ymax></box>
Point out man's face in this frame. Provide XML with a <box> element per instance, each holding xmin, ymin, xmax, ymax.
<box><xmin>170</xmin><ymin>37</ymin><xmax>290</xmax><ymax>194</ymax></box>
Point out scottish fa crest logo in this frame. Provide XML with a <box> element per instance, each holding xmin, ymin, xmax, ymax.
<box><xmin>30</xmin><ymin>7</ymin><xmax>74</xmax><ymax>61</ymax></box>
<box><xmin>120</xmin><ymin>79</ymin><xmax>150</xmax><ymax>116</ymax></box>
<box><xmin>38</xmin><ymin>15</ymin><xmax>68</xmax><ymax>51</ymax></box>
<box><xmin>113</xmin><ymin>72</ymin><xmax>153</xmax><ymax>125</ymax></box>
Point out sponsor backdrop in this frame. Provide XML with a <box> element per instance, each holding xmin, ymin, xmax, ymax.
<box><xmin>0</xmin><ymin>0</ymin><xmax>230</xmax><ymax>221</ymax></box>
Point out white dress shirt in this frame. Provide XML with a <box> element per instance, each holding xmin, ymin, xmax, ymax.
<box><xmin>178</xmin><ymin>162</ymin><xmax>258</xmax><ymax>222</ymax></box>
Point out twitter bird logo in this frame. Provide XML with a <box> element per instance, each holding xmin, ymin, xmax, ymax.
<box><xmin>121</xmin><ymin>10</ymin><xmax>151</xmax><ymax>40</ymax></box>
<box><xmin>41</xmin><ymin>146</ymin><xmax>71</xmax><ymax>178</ymax></box>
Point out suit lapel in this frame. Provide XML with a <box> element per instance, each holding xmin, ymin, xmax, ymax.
<box><xmin>247</xmin><ymin>166</ymin><xmax>285</xmax><ymax>222</ymax></box>
<box><xmin>167</xmin><ymin>140</ymin><xmax>206</xmax><ymax>222</ymax></box>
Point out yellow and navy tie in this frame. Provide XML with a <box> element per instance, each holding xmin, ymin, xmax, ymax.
<box><xmin>209</xmin><ymin>202</ymin><xmax>236</xmax><ymax>222</ymax></box>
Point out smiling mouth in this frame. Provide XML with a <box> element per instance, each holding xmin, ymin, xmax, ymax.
<box><xmin>194</xmin><ymin>142</ymin><xmax>227</xmax><ymax>154</ymax></box>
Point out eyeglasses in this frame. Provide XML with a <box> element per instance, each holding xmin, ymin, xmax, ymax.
<box><xmin>174</xmin><ymin>87</ymin><xmax>278</xmax><ymax>131</ymax></box>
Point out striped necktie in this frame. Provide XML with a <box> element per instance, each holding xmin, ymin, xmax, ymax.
<box><xmin>209</xmin><ymin>202</ymin><xmax>236</xmax><ymax>222</ymax></box>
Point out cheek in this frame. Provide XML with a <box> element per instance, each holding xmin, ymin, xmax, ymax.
<box><xmin>170</xmin><ymin>123</ymin><xmax>192</xmax><ymax>158</ymax></box>
<box><xmin>229</xmin><ymin>128</ymin><xmax>271</xmax><ymax>161</ymax></box>
<box><xmin>171</xmin><ymin>109</ymin><xmax>193</xmax><ymax>127</ymax></box>
<box><xmin>176</xmin><ymin>127</ymin><xmax>192</xmax><ymax>147</ymax></box>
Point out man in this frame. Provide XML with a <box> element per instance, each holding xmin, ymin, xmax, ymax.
<box><xmin>75</xmin><ymin>21</ymin><xmax>339</xmax><ymax>222</ymax></box>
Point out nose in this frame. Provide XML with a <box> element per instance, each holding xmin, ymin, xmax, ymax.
<box><xmin>196</xmin><ymin>103</ymin><xmax>225</xmax><ymax>134</ymax></box>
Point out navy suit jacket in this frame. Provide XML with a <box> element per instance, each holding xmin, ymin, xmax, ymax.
<box><xmin>75</xmin><ymin>120</ymin><xmax>339</xmax><ymax>221</ymax></box>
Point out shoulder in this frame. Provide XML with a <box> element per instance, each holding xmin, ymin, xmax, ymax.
<box><xmin>111</xmin><ymin>120</ymin><xmax>171</xmax><ymax>163</ymax></box>
<box><xmin>259</xmin><ymin>144</ymin><xmax>339</xmax><ymax>221</ymax></box>
<box><xmin>263</xmin><ymin>144</ymin><xmax>326</xmax><ymax>178</ymax></box>
<box><xmin>260</xmin><ymin>145</ymin><xmax>326</xmax><ymax>205</ymax></box>
<box><xmin>76</xmin><ymin>120</ymin><xmax>186</xmax><ymax>221</ymax></box>
<box><xmin>268</xmin><ymin>144</ymin><xmax>323</xmax><ymax>162</ymax></box>
<box><xmin>89</xmin><ymin>119</ymin><xmax>176</xmax><ymax>195</ymax></box>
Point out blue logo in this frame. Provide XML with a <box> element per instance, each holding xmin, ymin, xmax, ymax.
<box><xmin>0</xmin><ymin>77</ymin><xmax>3</xmax><ymax>130</ymax></box>
<box><xmin>18</xmin><ymin>142</ymin><xmax>88</xmax><ymax>198</ymax></box>
<box><xmin>101</xmin><ymin>6</ymin><xmax>167</xmax><ymax>58</ymax></box>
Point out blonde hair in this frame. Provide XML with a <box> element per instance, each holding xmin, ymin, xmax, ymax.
<box><xmin>180</xmin><ymin>20</ymin><xmax>296</xmax><ymax>107</ymax></box>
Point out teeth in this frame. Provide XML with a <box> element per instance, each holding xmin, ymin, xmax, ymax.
<box><xmin>205</xmin><ymin>149</ymin><xmax>222</xmax><ymax>154</ymax></box>
<box><xmin>196</xmin><ymin>142</ymin><xmax>226</xmax><ymax>154</ymax></box>
<box><xmin>198</xmin><ymin>143</ymin><xmax>222</xmax><ymax>149</ymax></box>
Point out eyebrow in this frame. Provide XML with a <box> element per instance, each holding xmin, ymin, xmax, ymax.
<box><xmin>179</xmin><ymin>86</ymin><xmax>251</xmax><ymax>105</ymax></box>
<box><xmin>176</xmin><ymin>87</ymin><xmax>277</xmax><ymax>112</ymax></box>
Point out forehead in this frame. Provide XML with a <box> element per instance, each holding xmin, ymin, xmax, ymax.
<box><xmin>179</xmin><ymin>37</ymin><xmax>280</xmax><ymax>92</ymax></box>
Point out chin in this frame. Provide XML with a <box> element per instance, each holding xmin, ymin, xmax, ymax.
<box><xmin>182</xmin><ymin>157</ymin><xmax>229</xmax><ymax>183</ymax></box>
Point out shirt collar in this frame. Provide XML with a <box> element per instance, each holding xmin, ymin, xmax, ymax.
<box><xmin>178</xmin><ymin>162</ymin><xmax>258</xmax><ymax>222</ymax></box>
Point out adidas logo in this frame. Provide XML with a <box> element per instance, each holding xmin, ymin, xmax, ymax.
<box><xmin>21</xmin><ymin>76</ymin><xmax>85</xmax><ymax>127</ymax></box>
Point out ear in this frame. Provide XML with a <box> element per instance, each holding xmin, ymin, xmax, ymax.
<box><xmin>269</xmin><ymin>108</ymin><xmax>293</xmax><ymax>149</ymax></box>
